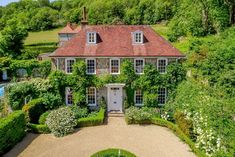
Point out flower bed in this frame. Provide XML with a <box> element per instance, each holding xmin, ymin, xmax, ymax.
<box><xmin>91</xmin><ymin>148</ymin><xmax>136</xmax><ymax>157</ymax></box>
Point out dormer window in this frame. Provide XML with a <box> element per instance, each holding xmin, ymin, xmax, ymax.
<box><xmin>133</xmin><ymin>31</ymin><xmax>143</xmax><ymax>44</ymax></box>
<box><xmin>87</xmin><ymin>32</ymin><xmax>96</xmax><ymax>44</ymax></box>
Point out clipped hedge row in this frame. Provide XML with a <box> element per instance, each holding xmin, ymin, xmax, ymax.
<box><xmin>22</xmin><ymin>98</ymin><xmax>45</xmax><ymax>124</ymax></box>
<box><xmin>151</xmin><ymin>117</ymin><xmax>206</xmax><ymax>157</ymax></box>
<box><xmin>0</xmin><ymin>111</ymin><xmax>26</xmax><ymax>155</ymax></box>
<box><xmin>77</xmin><ymin>108</ymin><xmax>105</xmax><ymax>127</ymax></box>
<box><xmin>27</xmin><ymin>123</ymin><xmax>50</xmax><ymax>134</ymax></box>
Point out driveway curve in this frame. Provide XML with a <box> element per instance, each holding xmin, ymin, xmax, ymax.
<box><xmin>4</xmin><ymin>117</ymin><xmax>196</xmax><ymax>157</ymax></box>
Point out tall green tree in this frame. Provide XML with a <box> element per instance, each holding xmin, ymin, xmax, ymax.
<box><xmin>0</xmin><ymin>19</ymin><xmax>28</xmax><ymax>58</ymax></box>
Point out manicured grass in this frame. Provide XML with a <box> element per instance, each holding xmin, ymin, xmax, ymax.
<box><xmin>91</xmin><ymin>148</ymin><xmax>136</xmax><ymax>157</ymax></box>
<box><xmin>151</xmin><ymin>24</ymin><xmax>169</xmax><ymax>39</ymax></box>
<box><xmin>24</xmin><ymin>28</ymin><xmax>61</xmax><ymax>45</ymax></box>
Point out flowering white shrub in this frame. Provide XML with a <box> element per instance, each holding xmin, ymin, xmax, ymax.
<box><xmin>183</xmin><ymin>110</ymin><xmax>223</xmax><ymax>156</ymax></box>
<box><xmin>46</xmin><ymin>107</ymin><xmax>77</xmax><ymax>137</ymax></box>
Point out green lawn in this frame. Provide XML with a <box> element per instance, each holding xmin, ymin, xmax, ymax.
<box><xmin>24</xmin><ymin>28</ymin><xmax>61</xmax><ymax>46</ymax></box>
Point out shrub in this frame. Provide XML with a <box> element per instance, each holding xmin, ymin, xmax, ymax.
<box><xmin>174</xmin><ymin>111</ymin><xmax>194</xmax><ymax>139</ymax></box>
<box><xmin>71</xmin><ymin>105</ymin><xmax>88</xmax><ymax>119</ymax></box>
<box><xmin>39</xmin><ymin>111</ymin><xmax>50</xmax><ymax>124</ymax></box>
<box><xmin>77</xmin><ymin>108</ymin><xmax>105</xmax><ymax>127</ymax></box>
<box><xmin>42</xmin><ymin>93</ymin><xmax>62</xmax><ymax>110</ymax></box>
<box><xmin>0</xmin><ymin>111</ymin><xmax>26</xmax><ymax>155</ymax></box>
<box><xmin>151</xmin><ymin>117</ymin><xmax>206</xmax><ymax>157</ymax></box>
<box><xmin>125</xmin><ymin>107</ymin><xmax>159</xmax><ymax>124</ymax></box>
<box><xmin>46</xmin><ymin>107</ymin><xmax>77</xmax><ymax>137</ymax></box>
<box><xmin>22</xmin><ymin>98</ymin><xmax>45</xmax><ymax>124</ymax></box>
<box><xmin>27</xmin><ymin>123</ymin><xmax>50</xmax><ymax>134</ymax></box>
<box><xmin>8</xmin><ymin>82</ymin><xmax>35</xmax><ymax>110</ymax></box>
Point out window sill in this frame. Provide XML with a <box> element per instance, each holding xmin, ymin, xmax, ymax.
<box><xmin>88</xmin><ymin>104</ymin><xmax>97</xmax><ymax>107</ymax></box>
<box><xmin>135</xmin><ymin>104</ymin><xmax>144</xmax><ymax>107</ymax></box>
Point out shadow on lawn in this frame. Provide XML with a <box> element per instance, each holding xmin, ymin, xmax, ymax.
<box><xmin>3</xmin><ymin>133</ymin><xmax>39</xmax><ymax>157</ymax></box>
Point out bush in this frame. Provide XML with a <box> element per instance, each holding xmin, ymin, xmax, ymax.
<box><xmin>71</xmin><ymin>106</ymin><xmax>88</xmax><ymax>119</ymax></box>
<box><xmin>39</xmin><ymin>111</ymin><xmax>50</xmax><ymax>124</ymax></box>
<box><xmin>27</xmin><ymin>123</ymin><xmax>50</xmax><ymax>134</ymax></box>
<box><xmin>77</xmin><ymin>108</ymin><xmax>105</xmax><ymax>127</ymax></box>
<box><xmin>42</xmin><ymin>93</ymin><xmax>62</xmax><ymax>110</ymax></box>
<box><xmin>125</xmin><ymin>106</ymin><xmax>159</xmax><ymax>124</ymax></box>
<box><xmin>91</xmin><ymin>148</ymin><xmax>136</xmax><ymax>157</ymax></box>
<box><xmin>8</xmin><ymin>82</ymin><xmax>36</xmax><ymax>110</ymax></box>
<box><xmin>22</xmin><ymin>98</ymin><xmax>45</xmax><ymax>124</ymax></box>
<box><xmin>151</xmin><ymin>117</ymin><xmax>206</xmax><ymax>157</ymax></box>
<box><xmin>46</xmin><ymin>107</ymin><xmax>77</xmax><ymax>137</ymax></box>
<box><xmin>174</xmin><ymin>111</ymin><xmax>194</xmax><ymax>139</ymax></box>
<box><xmin>0</xmin><ymin>111</ymin><xmax>26</xmax><ymax>155</ymax></box>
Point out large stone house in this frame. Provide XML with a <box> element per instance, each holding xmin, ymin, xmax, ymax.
<box><xmin>50</xmin><ymin>15</ymin><xmax>184</xmax><ymax>112</ymax></box>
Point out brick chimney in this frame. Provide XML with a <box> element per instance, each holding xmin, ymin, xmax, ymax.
<box><xmin>81</xmin><ymin>7</ymin><xmax>88</xmax><ymax>29</ymax></box>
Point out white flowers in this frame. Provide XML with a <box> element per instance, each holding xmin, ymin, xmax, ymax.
<box><xmin>161</xmin><ymin>112</ymin><xmax>170</xmax><ymax>120</ymax></box>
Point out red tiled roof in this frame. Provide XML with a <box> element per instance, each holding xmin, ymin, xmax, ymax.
<box><xmin>52</xmin><ymin>25</ymin><xmax>184</xmax><ymax>57</ymax></box>
<box><xmin>59</xmin><ymin>23</ymin><xmax>81</xmax><ymax>34</ymax></box>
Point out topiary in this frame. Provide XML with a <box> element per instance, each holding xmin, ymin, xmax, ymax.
<box><xmin>46</xmin><ymin>107</ymin><xmax>77</xmax><ymax>137</ymax></box>
<box><xmin>38</xmin><ymin>111</ymin><xmax>50</xmax><ymax>125</ymax></box>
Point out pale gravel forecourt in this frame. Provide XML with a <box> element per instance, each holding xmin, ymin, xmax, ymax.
<box><xmin>4</xmin><ymin>117</ymin><xmax>196</xmax><ymax>157</ymax></box>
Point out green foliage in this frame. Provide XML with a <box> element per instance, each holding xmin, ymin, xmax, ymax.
<box><xmin>41</xmin><ymin>93</ymin><xmax>62</xmax><ymax>110</ymax></box>
<box><xmin>27</xmin><ymin>123</ymin><xmax>50</xmax><ymax>134</ymax></box>
<box><xmin>174</xmin><ymin>111</ymin><xmax>194</xmax><ymax>139</ymax></box>
<box><xmin>165</xmin><ymin>80</ymin><xmax>235</xmax><ymax>156</ymax></box>
<box><xmin>125</xmin><ymin>106</ymin><xmax>160</xmax><ymax>124</ymax></box>
<box><xmin>48</xmin><ymin>70</ymin><xmax>67</xmax><ymax>96</ymax></box>
<box><xmin>46</xmin><ymin>107</ymin><xmax>77</xmax><ymax>137</ymax></box>
<box><xmin>71</xmin><ymin>106</ymin><xmax>88</xmax><ymax>119</ymax></box>
<box><xmin>22</xmin><ymin>98</ymin><xmax>45</xmax><ymax>124</ymax></box>
<box><xmin>77</xmin><ymin>108</ymin><xmax>105</xmax><ymax>127</ymax></box>
<box><xmin>135</xmin><ymin>64</ymin><xmax>161</xmax><ymax>107</ymax></box>
<box><xmin>0</xmin><ymin>111</ymin><xmax>26</xmax><ymax>155</ymax></box>
<box><xmin>91</xmin><ymin>148</ymin><xmax>137</xmax><ymax>157</ymax></box>
<box><xmin>8</xmin><ymin>82</ymin><xmax>36</xmax><ymax>110</ymax></box>
<box><xmin>39</xmin><ymin>111</ymin><xmax>50</xmax><ymax>125</ymax></box>
<box><xmin>0</xmin><ymin>18</ymin><xmax>28</xmax><ymax>58</ymax></box>
<box><xmin>151</xmin><ymin>117</ymin><xmax>207</xmax><ymax>157</ymax></box>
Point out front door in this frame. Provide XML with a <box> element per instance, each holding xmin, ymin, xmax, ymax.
<box><xmin>108</xmin><ymin>87</ymin><xmax>122</xmax><ymax>111</ymax></box>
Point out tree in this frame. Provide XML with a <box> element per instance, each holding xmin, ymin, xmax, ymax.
<box><xmin>0</xmin><ymin>19</ymin><xmax>28</xmax><ymax>58</ymax></box>
<box><xmin>224</xmin><ymin>0</ymin><xmax>235</xmax><ymax>25</ymax></box>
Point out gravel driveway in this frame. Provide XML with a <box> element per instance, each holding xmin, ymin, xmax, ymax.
<box><xmin>4</xmin><ymin>117</ymin><xmax>196</xmax><ymax>157</ymax></box>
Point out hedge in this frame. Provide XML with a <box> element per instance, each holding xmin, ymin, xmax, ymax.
<box><xmin>27</xmin><ymin>123</ymin><xmax>50</xmax><ymax>134</ymax></box>
<box><xmin>22</xmin><ymin>98</ymin><xmax>45</xmax><ymax>124</ymax></box>
<box><xmin>0</xmin><ymin>111</ymin><xmax>26</xmax><ymax>155</ymax></box>
<box><xmin>151</xmin><ymin>117</ymin><xmax>207</xmax><ymax>157</ymax></box>
<box><xmin>77</xmin><ymin>108</ymin><xmax>105</xmax><ymax>127</ymax></box>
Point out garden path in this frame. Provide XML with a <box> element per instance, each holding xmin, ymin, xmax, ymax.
<box><xmin>4</xmin><ymin>117</ymin><xmax>196</xmax><ymax>157</ymax></box>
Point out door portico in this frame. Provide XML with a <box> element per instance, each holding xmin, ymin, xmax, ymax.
<box><xmin>105</xmin><ymin>83</ymin><xmax>125</xmax><ymax>112</ymax></box>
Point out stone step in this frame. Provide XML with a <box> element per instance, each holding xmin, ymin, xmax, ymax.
<box><xmin>108</xmin><ymin>111</ymin><xmax>124</xmax><ymax>117</ymax></box>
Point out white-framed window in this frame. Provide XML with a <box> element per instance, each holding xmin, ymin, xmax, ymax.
<box><xmin>158</xmin><ymin>88</ymin><xmax>167</xmax><ymax>105</ymax></box>
<box><xmin>135</xmin><ymin>89</ymin><xmax>143</xmax><ymax>106</ymax></box>
<box><xmin>87</xmin><ymin>87</ymin><xmax>96</xmax><ymax>106</ymax></box>
<box><xmin>134</xmin><ymin>58</ymin><xmax>144</xmax><ymax>74</ymax></box>
<box><xmin>110</xmin><ymin>58</ymin><xmax>120</xmax><ymax>74</ymax></box>
<box><xmin>133</xmin><ymin>31</ymin><xmax>143</xmax><ymax>44</ymax></box>
<box><xmin>65</xmin><ymin>58</ymin><xmax>75</xmax><ymax>74</ymax></box>
<box><xmin>87</xmin><ymin>32</ymin><xmax>96</xmax><ymax>44</ymax></box>
<box><xmin>157</xmin><ymin>58</ymin><xmax>168</xmax><ymax>74</ymax></box>
<box><xmin>86</xmin><ymin>59</ymin><xmax>96</xmax><ymax>74</ymax></box>
<box><xmin>66</xmin><ymin>87</ymin><xmax>73</xmax><ymax>105</ymax></box>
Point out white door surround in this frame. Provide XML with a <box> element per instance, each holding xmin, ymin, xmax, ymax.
<box><xmin>105</xmin><ymin>83</ymin><xmax>125</xmax><ymax>112</ymax></box>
